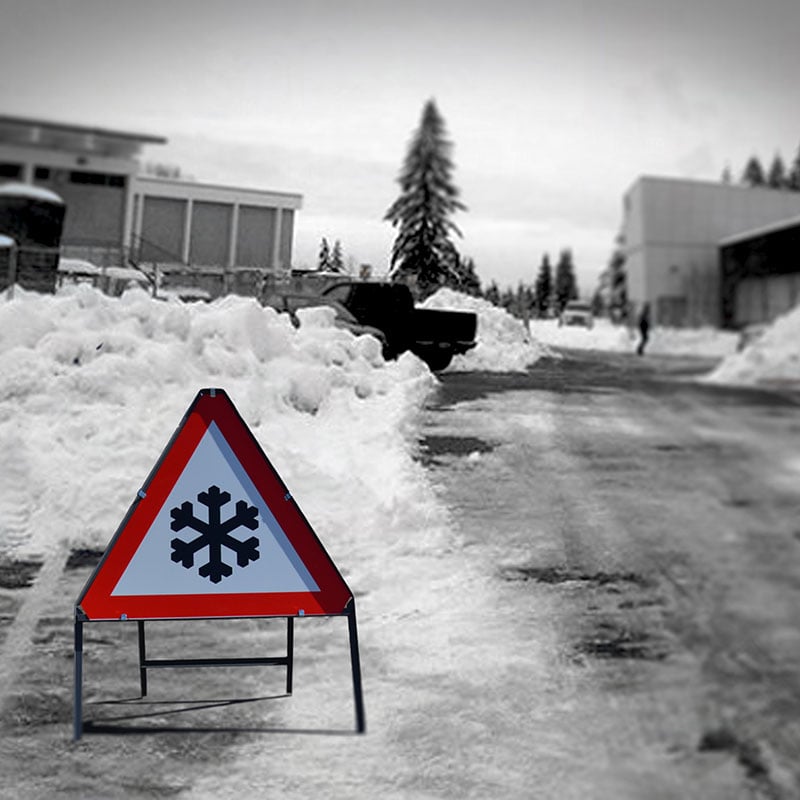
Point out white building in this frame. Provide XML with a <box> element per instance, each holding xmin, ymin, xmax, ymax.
<box><xmin>620</xmin><ymin>176</ymin><xmax>800</xmax><ymax>326</ymax></box>
<box><xmin>0</xmin><ymin>114</ymin><xmax>302</xmax><ymax>298</ymax></box>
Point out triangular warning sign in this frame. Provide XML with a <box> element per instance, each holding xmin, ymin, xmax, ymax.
<box><xmin>78</xmin><ymin>388</ymin><xmax>353</xmax><ymax>620</ymax></box>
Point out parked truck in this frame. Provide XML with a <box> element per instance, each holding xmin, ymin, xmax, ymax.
<box><xmin>264</xmin><ymin>279</ymin><xmax>478</xmax><ymax>371</ymax></box>
<box><xmin>320</xmin><ymin>281</ymin><xmax>477</xmax><ymax>370</ymax></box>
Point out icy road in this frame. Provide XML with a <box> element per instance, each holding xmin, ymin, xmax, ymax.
<box><xmin>1</xmin><ymin>349</ymin><xmax>799</xmax><ymax>800</ymax></box>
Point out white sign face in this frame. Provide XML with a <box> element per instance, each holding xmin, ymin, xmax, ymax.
<box><xmin>112</xmin><ymin>422</ymin><xmax>319</xmax><ymax>597</ymax></box>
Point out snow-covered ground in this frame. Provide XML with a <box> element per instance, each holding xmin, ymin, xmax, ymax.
<box><xmin>423</xmin><ymin>288</ymin><xmax>740</xmax><ymax>363</ymax></box>
<box><xmin>0</xmin><ymin>284</ymin><xmax>796</xmax><ymax>563</ymax></box>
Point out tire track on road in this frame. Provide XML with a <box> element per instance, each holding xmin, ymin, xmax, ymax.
<box><xmin>0</xmin><ymin>543</ymin><xmax>70</xmax><ymax>715</ymax></box>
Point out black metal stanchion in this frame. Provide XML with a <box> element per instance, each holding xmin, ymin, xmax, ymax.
<box><xmin>73</xmin><ymin>616</ymin><xmax>84</xmax><ymax>741</ymax></box>
<box><xmin>138</xmin><ymin>620</ymin><xmax>148</xmax><ymax>697</ymax></box>
<box><xmin>347</xmin><ymin>602</ymin><xmax>366</xmax><ymax>733</ymax></box>
<box><xmin>286</xmin><ymin>616</ymin><xmax>294</xmax><ymax>694</ymax></box>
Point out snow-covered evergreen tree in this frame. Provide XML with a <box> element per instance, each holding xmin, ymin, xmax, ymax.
<box><xmin>452</xmin><ymin>255</ymin><xmax>481</xmax><ymax>296</ymax></box>
<box><xmin>534</xmin><ymin>254</ymin><xmax>552</xmax><ymax>317</ymax></box>
<box><xmin>741</xmin><ymin>155</ymin><xmax>766</xmax><ymax>187</ymax></box>
<box><xmin>607</xmin><ymin>248</ymin><xmax>628</xmax><ymax>322</ymax></box>
<box><xmin>317</xmin><ymin>238</ymin><xmax>331</xmax><ymax>271</ymax></box>
<box><xmin>767</xmin><ymin>154</ymin><xmax>787</xmax><ymax>188</ymax></box>
<box><xmin>384</xmin><ymin>99</ymin><xmax>466</xmax><ymax>299</ymax></box>
<box><xmin>554</xmin><ymin>249</ymin><xmax>579</xmax><ymax>312</ymax></box>
<box><xmin>330</xmin><ymin>239</ymin><xmax>345</xmax><ymax>272</ymax></box>
<box><xmin>483</xmin><ymin>280</ymin><xmax>500</xmax><ymax>306</ymax></box>
<box><xmin>788</xmin><ymin>143</ymin><xmax>800</xmax><ymax>191</ymax></box>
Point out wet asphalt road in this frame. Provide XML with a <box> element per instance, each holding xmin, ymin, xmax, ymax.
<box><xmin>419</xmin><ymin>349</ymin><xmax>800</xmax><ymax>799</ymax></box>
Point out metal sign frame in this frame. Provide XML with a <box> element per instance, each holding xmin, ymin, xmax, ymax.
<box><xmin>73</xmin><ymin>603</ymin><xmax>365</xmax><ymax>739</ymax></box>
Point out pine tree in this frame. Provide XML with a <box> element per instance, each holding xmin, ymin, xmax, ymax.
<box><xmin>741</xmin><ymin>155</ymin><xmax>766</xmax><ymax>187</ymax></box>
<box><xmin>767</xmin><ymin>154</ymin><xmax>787</xmax><ymax>189</ymax></box>
<box><xmin>534</xmin><ymin>254</ymin><xmax>552</xmax><ymax>317</ymax></box>
<box><xmin>317</xmin><ymin>237</ymin><xmax>331</xmax><ymax>271</ymax></box>
<box><xmin>484</xmin><ymin>280</ymin><xmax>500</xmax><ymax>306</ymax></box>
<box><xmin>788</xmin><ymin>142</ymin><xmax>800</xmax><ymax>191</ymax></box>
<box><xmin>607</xmin><ymin>248</ymin><xmax>627</xmax><ymax>323</ymax></box>
<box><xmin>515</xmin><ymin>282</ymin><xmax>534</xmax><ymax>325</ymax></box>
<box><xmin>384</xmin><ymin>99</ymin><xmax>467</xmax><ymax>299</ymax></box>
<box><xmin>453</xmin><ymin>255</ymin><xmax>482</xmax><ymax>296</ymax></box>
<box><xmin>554</xmin><ymin>249</ymin><xmax>579</xmax><ymax>312</ymax></box>
<box><xmin>330</xmin><ymin>239</ymin><xmax>345</xmax><ymax>272</ymax></box>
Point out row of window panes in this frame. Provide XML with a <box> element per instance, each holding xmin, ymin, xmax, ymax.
<box><xmin>0</xmin><ymin>163</ymin><xmax>124</xmax><ymax>187</ymax></box>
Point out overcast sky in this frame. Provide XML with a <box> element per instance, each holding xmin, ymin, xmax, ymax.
<box><xmin>2</xmin><ymin>0</ymin><xmax>800</xmax><ymax>291</ymax></box>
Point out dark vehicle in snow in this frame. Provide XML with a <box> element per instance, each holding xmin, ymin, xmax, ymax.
<box><xmin>320</xmin><ymin>281</ymin><xmax>477</xmax><ymax>371</ymax></box>
<box><xmin>265</xmin><ymin>280</ymin><xmax>478</xmax><ymax>371</ymax></box>
<box><xmin>264</xmin><ymin>291</ymin><xmax>389</xmax><ymax>351</ymax></box>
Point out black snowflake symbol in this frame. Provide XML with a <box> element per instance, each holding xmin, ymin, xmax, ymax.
<box><xmin>170</xmin><ymin>485</ymin><xmax>260</xmax><ymax>583</ymax></box>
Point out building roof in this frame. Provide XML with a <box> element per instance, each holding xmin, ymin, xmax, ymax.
<box><xmin>0</xmin><ymin>114</ymin><xmax>167</xmax><ymax>145</ymax></box>
<box><xmin>719</xmin><ymin>212</ymin><xmax>800</xmax><ymax>246</ymax></box>
<box><xmin>629</xmin><ymin>173</ymin><xmax>799</xmax><ymax>196</ymax></box>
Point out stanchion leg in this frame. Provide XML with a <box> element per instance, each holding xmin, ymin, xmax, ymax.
<box><xmin>286</xmin><ymin>616</ymin><xmax>294</xmax><ymax>695</ymax></box>
<box><xmin>138</xmin><ymin>620</ymin><xmax>148</xmax><ymax>697</ymax></box>
<box><xmin>73</xmin><ymin>618</ymin><xmax>83</xmax><ymax>741</ymax></box>
<box><xmin>347</xmin><ymin>603</ymin><xmax>366</xmax><ymax>733</ymax></box>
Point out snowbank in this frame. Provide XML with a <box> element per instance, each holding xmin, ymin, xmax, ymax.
<box><xmin>528</xmin><ymin>317</ymin><xmax>739</xmax><ymax>358</ymax></box>
<box><xmin>421</xmin><ymin>288</ymin><xmax>550</xmax><ymax>371</ymax></box>
<box><xmin>704</xmin><ymin>304</ymin><xmax>800</xmax><ymax>388</ymax></box>
<box><xmin>0</xmin><ymin>285</ymin><xmax>446</xmax><ymax>564</ymax></box>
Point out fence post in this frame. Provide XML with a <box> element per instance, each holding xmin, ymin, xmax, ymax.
<box><xmin>7</xmin><ymin>244</ymin><xmax>17</xmax><ymax>300</ymax></box>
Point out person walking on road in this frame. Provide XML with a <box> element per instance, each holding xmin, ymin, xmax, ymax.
<box><xmin>637</xmin><ymin>302</ymin><xmax>651</xmax><ymax>355</ymax></box>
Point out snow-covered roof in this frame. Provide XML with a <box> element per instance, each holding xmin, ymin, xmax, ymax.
<box><xmin>58</xmin><ymin>258</ymin><xmax>102</xmax><ymax>275</ymax></box>
<box><xmin>0</xmin><ymin>182</ymin><xmax>64</xmax><ymax>204</ymax></box>
<box><xmin>104</xmin><ymin>266</ymin><xmax>150</xmax><ymax>282</ymax></box>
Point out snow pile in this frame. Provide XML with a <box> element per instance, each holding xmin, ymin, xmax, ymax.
<box><xmin>642</xmin><ymin>325</ymin><xmax>739</xmax><ymax>358</ymax></box>
<box><xmin>421</xmin><ymin>288</ymin><xmax>550</xmax><ymax>371</ymax></box>
<box><xmin>528</xmin><ymin>318</ymin><xmax>632</xmax><ymax>352</ymax></box>
<box><xmin>704</xmin><ymin>304</ymin><xmax>800</xmax><ymax>387</ymax></box>
<box><xmin>528</xmin><ymin>317</ymin><xmax>739</xmax><ymax>358</ymax></box>
<box><xmin>0</xmin><ymin>285</ymin><xmax>446</xmax><ymax>563</ymax></box>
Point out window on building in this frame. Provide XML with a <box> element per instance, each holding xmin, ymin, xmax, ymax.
<box><xmin>69</xmin><ymin>171</ymin><xmax>126</xmax><ymax>187</ymax></box>
<box><xmin>34</xmin><ymin>166</ymin><xmax>51</xmax><ymax>180</ymax></box>
<box><xmin>0</xmin><ymin>163</ymin><xmax>22</xmax><ymax>178</ymax></box>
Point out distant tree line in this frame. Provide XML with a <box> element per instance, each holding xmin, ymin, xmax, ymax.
<box><xmin>725</xmin><ymin>141</ymin><xmax>800</xmax><ymax>190</ymax></box>
<box><xmin>481</xmin><ymin>249</ymin><xmax>580</xmax><ymax>322</ymax></box>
